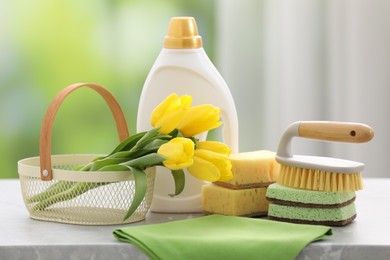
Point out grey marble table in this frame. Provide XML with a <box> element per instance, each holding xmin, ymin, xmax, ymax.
<box><xmin>1</xmin><ymin>179</ymin><xmax>390</xmax><ymax>260</ymax></box>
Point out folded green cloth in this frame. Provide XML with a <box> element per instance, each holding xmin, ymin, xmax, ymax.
<box><xmin>113</xmin><ymin>215</ymin><xmax>332</xmax><ymax>260</ymax></box>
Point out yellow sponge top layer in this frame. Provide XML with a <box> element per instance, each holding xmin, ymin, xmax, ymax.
<box><xmin>216</xmin><ymin>150</ymin><xmax>280</xmax><ymax>189</ymax></box>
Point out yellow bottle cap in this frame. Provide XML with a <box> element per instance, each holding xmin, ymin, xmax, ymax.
<box><xmin>163</xmin><ymin>17</ymin><xmax>202</xmax><ymax>49</ymax></box>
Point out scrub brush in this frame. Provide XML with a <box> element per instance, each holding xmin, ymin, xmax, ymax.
<box><xmin>276</xmin><ymin>121</ymin><xmax>374</xmax><ymax>192</ymax></box>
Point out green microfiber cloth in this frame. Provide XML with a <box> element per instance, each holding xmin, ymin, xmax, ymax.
<box><xmin>113</xmin><ymin>214</ymin><xmax>332</xmax><ymax>260</ymax></box>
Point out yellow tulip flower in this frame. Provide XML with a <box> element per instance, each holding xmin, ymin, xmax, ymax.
<box><xmin>151</xmin><ymin>93</ymin><xmax>192</xmax><ymax>134</ymax></box>
<box><xmin>196</xmin><ymin>141</ymin><xmax>232</xmax><ymax>156</ymax></box>
<box><xmin>157</xmin><ymin>137</ymin><xmax>195</xmax><ymax>170</ymax></box>
<box><xmin>187</xmin><ymin>148</ymin><xmax>233</xmax><ymax>182</ymax></box>
<box><xmin>177</xmin><ymin>104</ymin><xmax>222</xmax><ymax>137</ymax></box>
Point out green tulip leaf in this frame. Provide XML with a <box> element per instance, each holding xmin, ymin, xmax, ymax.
<box><xmin>169</xmin><ymin>169</ymin><xmax>185</xmax><ymax>197</ymax></box>
<box><xmin>121</xmin><ymin>153</ymin><xmax>165</xmax><ymax>169</ymax></box>
<box><xmin>90</xmin><ymin>157</ymin><xmax>129</xmax><ymax>171</ymax></box>
<box><xmin>109</xmin><ymin>132</ymin><xmax>147</xmax><ymax>155</ymax></box>
<box><xmin>123</xmin><ymin>167</ymin><xmax>147</xmax><ymax>221</ymax></box>
<box><xmin>98</xmin><ymin>164</ymin><xmax>129</xmax><ymax>171</ymax></box>
<box><xmin>133</xmin><ymin>128</ymin><xmax>160</xmax><ymax>148</ymax></box>
<box><xmin>143</xmin><ymin>139</ymin><xmax>169</xmax><ymax>151</ymax></box>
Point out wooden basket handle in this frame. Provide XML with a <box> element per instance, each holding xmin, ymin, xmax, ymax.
<box><xmin>39</xmin><ymin>83</ymin><xmax>130</xmax><ymax>181</ymax></box>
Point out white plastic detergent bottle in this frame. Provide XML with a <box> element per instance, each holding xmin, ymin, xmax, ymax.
<box><xmin>137</xmin><ymin>17</ymin><xmax>239</xmax><ymax>213</ymax></box>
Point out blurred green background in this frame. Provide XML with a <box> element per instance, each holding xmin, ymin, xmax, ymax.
<box><xmin>1</xmin><ymin>0</ymin><xmax>215</xmax><ymax>178</ymax></box>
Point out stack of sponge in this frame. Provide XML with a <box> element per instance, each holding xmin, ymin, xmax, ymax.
<box><xmin>266</xmin><ymin>183</ymin><xmax>357</xmax><ymax>226</ymax></box>
<box><xmin>202</xmin><ymin>151</ymin><xmax>279</xmax><ymax>217</ymax></box>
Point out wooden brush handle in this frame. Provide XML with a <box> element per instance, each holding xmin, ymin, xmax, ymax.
<box><xmin>39</xmin><ymin>83</ymin><xmax>129</xmax><ymax>181</ymax></box>
<box><xmin>298</xmin><ymin>121</ymin><xmax>374</xmax><ymax>143</ymax></box>
<box><xmin>277</xmin><ymin>121</ymin><xmax>374</xmax><ymax>158</ymax></box>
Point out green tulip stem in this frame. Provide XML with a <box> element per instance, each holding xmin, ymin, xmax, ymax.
<box><xmin>27</xmin><ymin>181</ymin><xmax>76</xmax><ymax>203</ymax></box>
<box><xmin>31</xmin><ymin>182</ymin><xmax>106</xmax><ymax>211</ymax></box>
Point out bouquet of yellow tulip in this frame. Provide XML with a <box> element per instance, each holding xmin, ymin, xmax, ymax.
<box><xmin>29</xmin><ymin>93</ymin><xmax>233</xmax><ymax>220</ymax></box>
